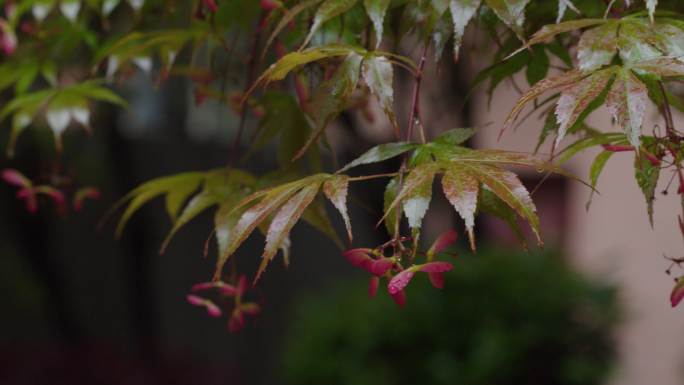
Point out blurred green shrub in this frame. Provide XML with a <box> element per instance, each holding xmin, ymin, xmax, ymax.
<box><xmin>281</xmin><ymin>249</ymin><xmax>620</xmax><ymax>385</ymax></box>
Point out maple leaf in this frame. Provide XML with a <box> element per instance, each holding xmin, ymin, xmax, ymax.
<box><xmin>344</xmin><ymin>133</ymin><xmax>570</xmax><ymax>250</ymax></box>
<box><xmin>214</xmin><ymin>173</ymin><xmax>354</xmax><ymax>283</ymax></box>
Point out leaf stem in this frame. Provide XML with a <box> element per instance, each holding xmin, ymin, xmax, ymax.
<box><xmin>406</xmin><ymin>43</ymin><xmax>429</xmax><ymax>143</ymax></box>
<box><xmin>348</xmin><ymin>172</ymin><xmax>399</xmax><ymax>182</ymax></box>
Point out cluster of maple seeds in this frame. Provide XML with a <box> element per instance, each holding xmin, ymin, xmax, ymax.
<box><xmin>344</xmin><ymin>230</ymin><xmax>458</xmax><ymax>308</ymax></box>
<box><xmin>1</xmin><ymin>168</ymin><xmax>100</xmax><ymax>214</ymax></box>
<box><xmin>186</xmin><ymin>275</ymin><xmax>261</xmax><ymax>333</ymax></box>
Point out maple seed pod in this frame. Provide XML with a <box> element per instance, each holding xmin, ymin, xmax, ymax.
<box><xmin>390</xmin><ymin>290</ymin><xmax>406</xmax><ymax>308</ymax></box>
<box><xmin>1</xmin><ymin>169</ymin><xmax>30</xmax><ymax>188</ymax></box>
<box><xmin>370</xmin><ymin>258</ymin><xmax>394</xmax><ymax>276</ymax></box>
<box><xmin>388</xmin><ymin>270</ymin><xmax>415</xmax><ymax>295</ymax></box>
<box><xmin>368</xmin><ymin>276</ymin><xmax>379</xmax><ymax>298</ymax></box>
<box><xmin>343</xmin><ymin>248</ymin><xmax>373</xmax><ymax>268</ymax></box>
<box><xmin>601</xmin><ymin>144</ymin><xmax>634</xmax><ymax>152</ymax></box>
<box><xmin>670</xmin><ymin>278</ymin><xmax>684</xmax><ymax>307</ymax></box>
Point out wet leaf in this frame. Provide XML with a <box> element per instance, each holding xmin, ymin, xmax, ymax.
<box><xmin>606</xmin><ymin>67</ymin><xmax>648</xmax><ymax>147</ymax></box>
<box><xmin>303</xmin><ymin>0</ymin><xmax>360</xmax><ymax>48</ymax></box>
<box><xmin>555</xmin><ymin>67</ymin><xmax>615</xmax><ymax>145</ymax></box>
<box><xmin>434</xmin><ymin>127</ymin><xmax>478</xmax><ymax>146</ymax></box>
<box><xmin>526</xmin><ymin>46</ymin><xmax>549</xmax><ymax>86</ymax></box>
<box><xmin>577</xmin><ymin>21</ymin><xmax>618</xmax><ymax>70</ymax></box>
<box><xmin>364</xmin><ymin>0</ymin><xmax>390</xmax><ymax>48</ymax></box>
<box><xmin>442</xmin><ymin>168</ymin><xmax>478</xmax><ymax>250</ymax></box>
<box><xmin>586</xmin><ymin>151</ymin><xmax>614</xmax><ymax>209</ymax></box>
<box><xmin>484</xmin><ymin>0</ymin><xmax>530</xmax><ymax>40</ymax></box>
<box><xmin>264</xmin><ymin>0</ymin><xmax>323</xmax><ymax>52</ymax></box>
<box><xmin>634</xmin><ymin>138</ymin><xmax>660</xmax><ymax>226</ymax></box>
<box><xmin>295</xmin><ymin>52</ymin><xmax>363</xmax><ymax>160</ymax></box>
<box><xmin>252</xmin><ymin>45</ymin><xmax>362</xmax><ymax>89</ymax></box>
<box><xmin>362</xmin><ymin>55</ymin><xmax>397</xmax><ymax>129</ymax></box>
<box><xmin>339</xmin><ymin>142</ymin><xmax>418</xmax><ymax>172</ymax></box>
<box><xmin>509</xmin><ymin>19</ymin><xmax>606</xmax><ymax>59</ymax></box>
<box><xmin>449</xmin><ymin>0</ymin><xmax>482</xmax><ymax>60</ymax></box>
<box><xmin>323</xmin><ymin>175</ymin><xmax>353</xmax><ymax>241</ymax></box>
<box><xmin>633</xmin><ymin>57</ymin><xmax>684</xmax><ymax>78</ymax></box>
<box><xmin>465</xmin><ymin>163</ymin><xmax>541</xmax><ymax>245</ymax></box>
<box><xmin>257</xmin><ymin>181</ymin><xmax>322</xmax><ymax>282</ymax></box>
<box><xmin>556</xmin><ymin>0</ymin><xmax>579</xmax><ymax>23</ymax></box>
<box><xmin>383</xmin><ymin>176</ymin><xmax>401</xmax><ymax>236</ymax></box>
<box><xmin>402</xmin><ymin>165</ymin><xmax>436</xmax><ymax>231</ymax></box>
<box><xmin>502</xmin><ymin>69</ymin><xmax>587</xmax><ymax>137</ymax></box>
<box><xmin>215</xmin><ymin>176</ymin><xmax>318</xmax><ymax>280</ymax></box>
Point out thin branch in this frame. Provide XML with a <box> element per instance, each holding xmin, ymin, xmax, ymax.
<box><xmin>406</xmin><ymin>43</ymin><xmax>429</xmax><ymax>142</ymax></box>
<box><xmin>228</xmin><ymin>10</ymin><xmax>266</xmax><ymax>167</ymax></box>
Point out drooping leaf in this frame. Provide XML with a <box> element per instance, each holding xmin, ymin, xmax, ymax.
<box><xmin>251</xmin><ymin>45</ymin><xmax>363</xmax><ymax>91</ymax></box>
<box><xmin>483</xmin><ymin>0</ymin><xmax>530</xmax><ymax>40</ymax></box>
<box><xmin>634</xmin><ymin>138</ymin><xmax>660</xmax><ymax>226</ymax></box>
<box><xmin>362</xmin><ymin>55</ymin><xmax>397</xmax><ymax>129</ymax></box>
<box><xmin>442</xmin><ymin>168</ymin><xmax>479</xmax><ymax>250</ymax></box>
<box><xmin>301</xmin><ymin>197</ymin><xmax>342</xmax><ymax>246</ymax></box>
<box><xmin>556</xmin><ymin>0</ymin><xmax>579</xmax><ymax>23</ymax></box>
<box><xmin>555</xmin><ymin>66</ymin><xmax>615</xmax><ymax>145</ymax></box>
<box><xmin>526</xmin><ymin>45</ymin><xmax>549</xmax><ymax>86</ymax></box>
<box><xmin>383</xmin><ymin>176</ymin><xmax>401</xmax><ymax>236</ymax></box>
<box><xmin>214</xmin><ymin>177</ymin><xmax>318</xmax><ymax>280</ymax></box>
<box><xmin>338</xmin><ymin>142</ymin><xmax>418</xmax><ymax>172</ymax></box>
<box><xmin>432</xmin><ymin>15</ymin><xmax>452</xmax><ymax>62</ymax></box>
<box><xmin>402</xmin><ymin>166</ymin><xmax>436</xmax><ymax>231</ymax></box>
<box><xmin>382</xmin><ymin>163</ymin><xmax>440</xmax><ymax>227</ymax></box>
<box><xmin>502</xmin><ymin>69</ymin><xmax>587</xmax><ymax>137</ymax></box>
<box><xmin>577</xmin><ymin>21</ymin><xmax>618</xmax><ymax>70</ymax></box>
<box><xmin>302</xmin><ymin>0</ymin><xmax>360</xmax><ymax>48</ymax></box>
<box><xmin>165</xmin><ymin>179</ymin><xmax>201</xmax><ymax>221</ymax></box>
<box><xmin>586</xmin><ymin>150</ymin><xmax>614</xmax><ymax>209</ymax></box>
<box><xmin>115</xmin><ymin>172</ymin><xmax>205</xmax><ymax>237</ymax></box>
<box><xmin>606</xmin><ymin>67</ymin><xmax>648</xmax><ymax>147</ymax></box>
<box><xmin>214</xmin><ymin>201</ymin><xmax>244</xmax><ymax>259</ymax></box>
<box><xmin>323</xmin><ymin>175</ymin><xmax>353</xmax><ymax>242</ymax></box>
<box><xmin>364</xmin><ymin>0</ymin><xmax>390</xmax><ymax>48</ymax></box>
<box><xmin>465</xmin><ymin>163</ymin><xmax>541</xmax><ymax>245</ymax></box>
<box><xmin>448</xmin><ymin>0</ymin><xmax>482</xmax><ymax>60</ymax></box>
<box><xmin>295</xmin><ymin>52</ymin><xmax>363</xmax><ymax>160</ymax></box>
<box><xmin>478</xmin><ymin>187</ymin><xmax>528</xmax><ymax>248</ymax></box>
<box><xmin>257</xmin><ymin>182</ymin><xmax>322</xmax><ymax>282</ymax></box>
<box><xmin>161</xmin><ymin>191</ymin><xmax>222</xmax><ymax>253</ymax></box>
<box><xmin>535</xmin><ymin>107</ymin><xmax>559</xmax><ymax>153</ymax></box>
<box><xmin>508</xmin><ymin>19</ymin><xmax>606</xmax><ymax>59</ymax></box>
<box><xmin>264</xmin><ymin>0</ymin><xmax>323</xmax><ymax>53</ymax></box>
